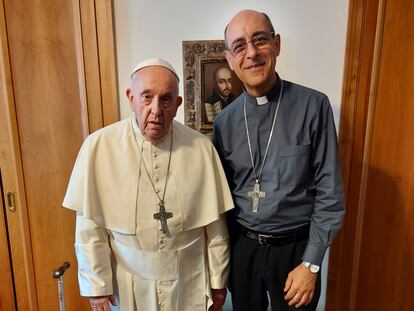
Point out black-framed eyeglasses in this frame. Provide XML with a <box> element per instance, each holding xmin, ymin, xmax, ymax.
<box><xmin>227</xmin><ymin>32</ymin><xmax>275</xmax><ymax>57</ymax></box>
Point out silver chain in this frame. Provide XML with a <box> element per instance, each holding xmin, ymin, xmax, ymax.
<box><xmin>131</xmin><ymin>119</ymin><xmax>173</xmax><ymax>206</ymax></box>
<box><xmin>243</xmin><ymin>80</ymin><xmax>284</xmax><ymax>184</ymax></box>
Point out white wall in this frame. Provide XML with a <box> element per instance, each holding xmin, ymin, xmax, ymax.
<box><xmin>113</xmin><ymin>1</ymin><xmax>349</xmax><ymax>310</ymax></box>
<box><xmin>114</xmin><ymin>0</ymin><xmax>348</xmax><ymax>127</ymax></box>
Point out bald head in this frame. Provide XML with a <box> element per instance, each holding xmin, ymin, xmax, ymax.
<box><xmin>223</xmin><ymin>9</ymin><xmax>280</xmax><ymax>97</ymax></box>
<box><xmin>224</xmin><ymin>10</ymin><xmax>275</xmax><ymax>49</ymax></box>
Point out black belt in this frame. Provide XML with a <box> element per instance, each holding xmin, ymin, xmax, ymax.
<box><xmin>238</xmin><ymin>223</ymin><xmax>310</xmax><ymax>246</ymax></box>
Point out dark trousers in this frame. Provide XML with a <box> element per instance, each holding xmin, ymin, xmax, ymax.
<box><xmin>228</xmin><ymin>227</ymin><xmax>321</xmax><ymax>311</ymax></box>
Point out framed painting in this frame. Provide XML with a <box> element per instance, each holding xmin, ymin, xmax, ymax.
<box><xmin>182</xmin><ymin>40</ymin><xmax>243</xmax><ymax>137</ymax></box>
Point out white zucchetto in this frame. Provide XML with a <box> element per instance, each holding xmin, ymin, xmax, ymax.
<box><xmin>130</xmin><ymin>58</ymin><xmax>179</xmax><ymax>81</ymax></box>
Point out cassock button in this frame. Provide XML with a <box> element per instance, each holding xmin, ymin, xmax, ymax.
<box><xmin>154</xmin><ymin>164</ymin><xmax>159</xmax><ymax>170</ymax></box>
<box><xmin>154</xmin><ymin>176</ymin><xmax>159</xmax><ymax>182</ymax></box>
<box><xmin>161</xmin><ymin>280</ymin><xmax>171</xmax><ymax>286</ymax></box>
<box><xmin>156</xmin><ymin>189</ymin><xmax>160</xmax><ymax>193</ymax></box>
<box><xmin>153</xmin><ymin>152</ymin><xmax>158</xmax><ymax>158</ymax></box>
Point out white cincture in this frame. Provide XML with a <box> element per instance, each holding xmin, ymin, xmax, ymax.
<box><xmin>110</xmin><ymin>238</ymin><xmax>179</xmax><ymax>281</ymax></box>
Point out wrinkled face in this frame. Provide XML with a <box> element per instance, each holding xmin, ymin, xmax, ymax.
<box><xmin>126</xmin><ymin>66</ymin><xmax>182</xmax><ymax>143</ymax></box>
<box><xmin>224</xmin><ymin>10</ymin><xmax>280</xmax><ymax>97</ymax></box>
<box><xmin>215</xmin><ymin>67</ymin><xmax>233</xmax><ymax>97</ymax></box>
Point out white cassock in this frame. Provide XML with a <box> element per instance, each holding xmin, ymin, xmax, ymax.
<box><xmin>63</xmin><ymin>117</ymin><xmax>234</xmax><ymax>311</ymax></box>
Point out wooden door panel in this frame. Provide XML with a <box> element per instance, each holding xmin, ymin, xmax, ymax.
<box><xmin>0</xmin><ymin>0</ymin><xmax>37</xmax><ymax>308</ymax></box>
<box><xmin>356</xmin><ymin>0</ymin><xmax>414</xmax><ymax>309</ymax></box>
<box><xmin>1</xmin><ymin>0</ymin><xmax>118</xmax><ymax>309</ymax></box>
<box><xmin>328</xmin><ymin>0</ymin><xmax>414</xmax><ymax>310</ymax></box>
<box><xmin>326</xmin><ymin>0</ymin><xmax>380</xmax><ymax>309</ymax></box>
<box><xmin>2</xmin><ymin>0</ymin><xmax>89</xmax><ymax>310</ymax></box>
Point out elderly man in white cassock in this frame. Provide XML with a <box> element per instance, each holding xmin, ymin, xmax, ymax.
<box><xmin>63</xmin><ymin>58</ymin><xmax>234</xmax><ymax>311</ymax></box>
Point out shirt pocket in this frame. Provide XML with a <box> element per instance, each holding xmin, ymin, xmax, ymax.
<box><xmin>278</xmin><ymin>144</ymin><xmax>311</xmax><ymax>187</ymax></box>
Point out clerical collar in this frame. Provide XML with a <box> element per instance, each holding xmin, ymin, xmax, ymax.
<box><xmin>244</xmin><ymin>74</ymin><xmax>283</xmax><ymax>107</ymax></box>
<box><xmin>256</xmin><ymin>96</ymin><xmax>268</xmax><ymax>105</ymax></box>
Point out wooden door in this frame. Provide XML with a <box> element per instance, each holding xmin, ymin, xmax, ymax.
<box><xmin>0</xmin><ymin>0</ymin><xmax>118</xmax><ymax>310</ymax></box>
<box><xmin>327</xmin><ymin>0</ymin><xmax>414</xmax><ymax>310</ymax></box>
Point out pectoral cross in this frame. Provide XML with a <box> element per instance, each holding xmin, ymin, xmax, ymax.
<box><xmin>153</xmin><ymin>201</ymin><xmax>173</xmax><ymax>237</ymax></box>
<box><xmin>248</xmin><ymin>182</ymin><xmax>266</xmax><ymax>213</ymax></box>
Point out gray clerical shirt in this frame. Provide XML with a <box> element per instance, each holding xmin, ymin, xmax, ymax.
<box><xmin>213</xmin><ymin>77</ymin><xmax>345</xmax><ymax>265</ymax></box>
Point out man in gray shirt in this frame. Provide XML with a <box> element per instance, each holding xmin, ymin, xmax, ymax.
<box><xmin>213</xmin><ymin>9</ymin><xmax>345</xmax><ymax>311</ymax></box>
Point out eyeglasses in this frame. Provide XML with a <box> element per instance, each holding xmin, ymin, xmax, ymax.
<box><xmin>227</xmin><ymin>32</ymin><xmax>275</xmax><ymax>57</ymax></box>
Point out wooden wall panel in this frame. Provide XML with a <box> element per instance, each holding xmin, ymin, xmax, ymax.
<box><xmin>95</xmin><ymin>0</ymin><xmax>119</xmax><ymax>126</ymax></box>
<box><xmin>79</xmin><ymin>0</ymin><xmax>119</xmax><ymax>133</ymax></box>
<box><xmin>78</xmin><ymin>0</ymin><xmax>104</xmax><ymax>133</ymax></box>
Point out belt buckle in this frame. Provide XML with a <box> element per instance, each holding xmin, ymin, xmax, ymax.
<box><xmin>258</xmin><ymin>233</ymin><xmax>271</xmax><ymax>245</ymax></box>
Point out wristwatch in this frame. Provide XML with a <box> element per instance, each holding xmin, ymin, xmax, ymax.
<box><xmin>303</xmin><ymin>261</ymin><xmax>320</xmax><ymax>273</ymax></box>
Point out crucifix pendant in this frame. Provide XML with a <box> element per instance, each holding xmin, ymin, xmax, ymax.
<box><xmin>247</xmin><ymin>181</ymin><xmax>266</xmax><ymax>213</ymax></box>
<box><xmin>153</xmin><ymin>201</ymin><xmax>173</xmax><ymax>237</ymax></box>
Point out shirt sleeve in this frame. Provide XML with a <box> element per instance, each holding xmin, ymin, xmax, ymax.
<box><xmin>74</xmin><ymin>212</ymin><xmax>113</xmax><ymax>296</ymax></box>
<box><xmin>212</xmin><ymin>122</ymin><xmax>223</xmax><ymax>160</ymax></box>
<box><xmin>213</xmin><ymin>121</ymin><xmax>234</xmax><ymax>190</ymax></box>
<box><xmin>205</xmin><ymin>215</ymin><xmax>230</xmax><ymax>289</ymax></box>
<box><xmin>302</xmin><ymin>96</ymin><xmax>346</xmax><ymax>265</ymax></box>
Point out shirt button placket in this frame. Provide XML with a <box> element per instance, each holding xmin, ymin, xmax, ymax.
<box><xmin>153</xmin><ymin>150</ymin><xmax>160</xmax><ymax>187</ymax></box>
<box><xmin>159</xmin><ymin>237</ymin><xmax>165</xmax><ymax>250</ymax></box>
<box><xmin>157</xmin><ymin>280</ymin><xmax>169</xmax><ymax>310</ymax></box>
<box><xmin>153</xmin><ymin>148</ymin><xmax>166</xmax><ymax>239</ymax></box>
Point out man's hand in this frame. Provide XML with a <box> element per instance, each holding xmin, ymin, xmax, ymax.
<box><xmin>283</xmin><ymin>263</ymin><xmax>317</xmax><ymax>308</ymax></box>
<box><xmin>89</xmin><ymin>295</ymin><xmax>117</xmax><ymax>311</ymax></box>
<box><xmin>209</xmin><ymin>288</ymin><xmax>227</xmax><ymax>311</ymax></box>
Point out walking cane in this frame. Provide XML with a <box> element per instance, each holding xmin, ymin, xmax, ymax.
<box><xmin>52</xmin><ymin>261</ymin><xmax>70</xmax><ymax>311</ymax></box>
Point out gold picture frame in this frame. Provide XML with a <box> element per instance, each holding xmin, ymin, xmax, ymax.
<box><xmin>182</xmin><ymin>40</ymin><xmax>243</xmax><ymax>136</ymax></box>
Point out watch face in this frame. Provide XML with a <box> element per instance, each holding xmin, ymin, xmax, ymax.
<box><xmin>310</xmin><ymin>264</ymin><xmax>320</xmax><ymax>273</ymax></box>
